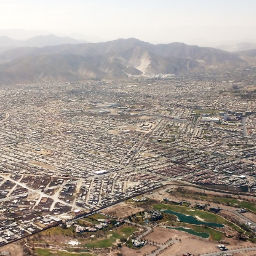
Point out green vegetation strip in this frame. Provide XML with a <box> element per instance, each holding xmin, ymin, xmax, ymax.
<box><xmin>163</xmin><ymin>209</ymin><xmax>223</xmax><ymax>227</ymax></box>
<box><xmin>42</xmin><ymin>226</ymin><xmax>75</xmax><ymax>237</ymax></box>
<box><xmin>84</xmin><ymin>226</ymin><xmax>136</xmax><ymax>249</ymax></box>
<box><xmin>192</xmin><ymin>226</ymin><xmax>222</xmax><ymax>241</ymax></box>
<box><xmin>154</xmin><ymin>203</ymin><xmax>226</xmax><ymax>224</ymax></box>
<box><xmin>35</xmin><ymin>248</ymin><xmax>93</xmax><ymax>256</ymax></box>
<box><xmin>154</xmin><ymin>203</ymin><xmax>244</xmax><ymax>234</ymax></box>
<box><xmin>168</xmin><ymin>226</ymin><xmax>209</xmax><ymax>238</ymax></box>
<box><xmin>181</xmin><ymin>224</ymin><xmax>223</xmax><ymax>241</ymax></box>
<box><xmin>174</xmin><ymin>188</ymin><xmax>256</xmax><ymax>214</ymax></box>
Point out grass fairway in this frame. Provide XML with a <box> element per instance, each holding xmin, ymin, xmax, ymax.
<box><xmin>84</xmin><ymin>226</ymin><xmax>136</xmax><ymax>249</ymax></box>
<box><xmin>170</xmin><ymin>224</ymin><xmax>224</xmax><ymax>241</ymax></box>
<box><xmin>154</xmin><ymin>203</ymin><xmax>245</xmax><ymax>234</ymax></box>
<box><xmin>35</xmin><ymin>248</ymin><xmax>94</xmax><ymax>256</ymax></box>
<box><xmin>206</xmin><ymin>196</ymin><xmax>256</xmax><ymax>214</ymax></box>
<box><xmin>36</xmin><ymin>249</ymin><xmax>52</xmax><ymax>256</ymax></box>
<box><xmin>120</xmin><ymin>226</ymin><xmax>136</xmax><ymax>236</ymax></box>
<box><xmin>174</xmin><ymin>188</ymin><xmax>256</xmax><ymax>214</ymax></box>
<box><xmin>239</xmin><ymin>201</ymin><xmax>256</xmax><ymax>213</ymax></box>
<box><xmin>84</xmin><ymin>232</ymin><xmax>121</xmax><ymax>248</ymax></box>
<box><xmin>42</xmin><ymin>226</ymin><xmax>75</xmax><ymax>237</ymax></box>
<box><xmin>154</xmin><ymin>203</ymin><xmax>226</xmax><ymax>224</ymax></box>
<box><xmin>190</xmin><ymin>225</ymin><xmax>223</xmax><ymax>241</ymax></box>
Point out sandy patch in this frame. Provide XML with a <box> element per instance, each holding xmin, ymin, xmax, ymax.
<box><xmin>107</xmin><ymin>129</ymin><xmax>119</xmax><ymax>135</ymax></box>
<box><xmin>195</xmin><ymin>215</ymin><xmax>205</xmax><ymax>222</ymax></box>
<box><xmin>158</xmin><ymin>233</ymin><xmax>255</xmax><ymax>256</ymax></box>
<box><xmin>159</xmin><ymin>237</ymin><xmax>218</xmax><ymax>256</ymax></box>
<box><xmin>140</xmin><ymin>152</ymin><xmax>157</xmax><ymax>158</ymax></box>
<box><xmin>34</xmin><ymin>149</ymin><xmax>53</xmax><ymax>156</ymax></box>
<box><xmin>0</xmin><ymin>243</ymin><xmax>24</xmax><ymax>256</ymax></box>
<box><xmin>144</xmin><ymin>227</ymin><xmax>174</xmax><ymax>244</ymax></box>
<box><xmin>139</xmin><ymin>116</ymin><xmax>152</xmax><ymax>120</ymax></box>
<box><xmin>101</xmin><ymin>202</ymin><xmax>144</xmax><ymax>218</ymax></box>
<box><xmin>121</xmin><ymin>245</ymin><xmax>157</xmax><ymax>256</ymax></box>
<box><xmin>243</xmin><ymin>212</ymin><xmax>256</xmax><ymax>223</ymax></box>
<box><xmin>26</xmin><ymin>191</ymin><xmax>40</xmax><ymax>201</ymax></box>
<box><xmin>30</xmin><ymin>161</ymin><xmax>56</xmax><ymax>170</ymax></box>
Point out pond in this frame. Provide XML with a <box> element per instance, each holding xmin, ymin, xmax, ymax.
<box><xmin>163</xmin><ymin>209</ymin><xmax>224</xmax><ymax>227</ymax></box>
<box><xmin>168</xmin><ymin>226</ymin><xmax>209</xmax><ymax>238</ymax></box>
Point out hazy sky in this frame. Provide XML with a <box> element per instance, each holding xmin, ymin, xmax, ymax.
<box><xmin>0</xmin><ymin>0</ymin><xmax>256</xmax><ymax>44</ymax></box>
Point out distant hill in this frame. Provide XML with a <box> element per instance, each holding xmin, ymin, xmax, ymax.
<box><xmin>238</xmin><ymin>49</ymin><xmax>256</xmax><ymax>57</ymax></box>
<box><xmin>0</xmin><ymin>36</ymin><xmax>21</xmax><ymax>51</ymax></box>
<box><xmin>0</xmin><ymin>38</ymin><xmax>247</xmax><ymax>84</ymax></box>
<box><xmin>24</xmin><ymin>35</ymin><xmax>85</xmax><ymax>47</ymax></box>
<box><xmin>0</xmin><ymin>34</ymin><xmax>85</xmax><ymax>52</ymax></box>
<box><xmin>216</xmin><ymin>42</ymin><xmax>256</xmax><ymax>52</ymax></box>
<box><xmin>237</xmin><ymin>48</ymin><xmax>256</xmax><ymax>65</ymax></box>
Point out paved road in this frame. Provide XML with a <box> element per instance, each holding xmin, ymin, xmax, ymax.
<box><xmin>0</xmin><ymin>173</ymin><xmax>84</xmax><ymax>212</ymax></box>
<box><xmin>124</xmin><ymin>220</ymin><xmax>152</xmax><ymax>240</ymax></box>
<box><xmin>226</xmin><ymin>209</ymin><xmax>256</xmax><ymax>226</ymax></box>
<box><xmin>201</xmin><ymin>246</ymin><xmax>256</xmax><ymax>256</ymax></box>
<box><xmin>146</xmin><ymin>239</ymin><xmax>174</xmax><ymax>256</ymax></box>
<box><xmin>125</xmin><ymin>220</ymin><xmax>174</xmax><ymax>256</ymax></box>
<box><xmin>120</xmin><ymin>119</ymin><xmax>164</xmax><ymax>165</ymax></box>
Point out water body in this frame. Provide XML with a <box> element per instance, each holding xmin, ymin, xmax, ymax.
<box><xmin>168</xmin><ymin>226</ymin><xmax>209</xmax><ymax>238</ymax></box>
<box><xmin>164</xmin><ymin>209</ymin><xmax>224</xmax><ymax>227</ymax></box>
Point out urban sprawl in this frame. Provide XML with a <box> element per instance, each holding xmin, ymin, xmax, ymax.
<box><xmin>0</xmin><ymin>70</ymin><xmax>256</xmax><ymax>246</ymax></box>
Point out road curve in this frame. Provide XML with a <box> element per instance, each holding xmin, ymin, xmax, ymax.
<box><xmin>201</xmin><ymin>246</ymin><xmax>256</xmax><ymax>256</ymax></box>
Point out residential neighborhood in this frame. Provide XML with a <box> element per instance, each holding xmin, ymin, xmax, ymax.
<box><xmin>0</xmin><ymin>71</ymin><xmax>255</xmax><ymax>248</ymax></box>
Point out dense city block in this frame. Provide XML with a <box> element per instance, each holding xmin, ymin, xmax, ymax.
<box><xmin>0</xmin><ymin>73</ymin><xmax>255</xmax><ymax>245</ymax></box>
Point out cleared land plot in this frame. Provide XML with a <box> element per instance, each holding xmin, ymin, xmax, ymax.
<box><xmin>158</xmin><ymin>236</ymin><xmax>218</xmax><ymax>256</ymax></box>
<box><xmin>101</xmin><ymin>202</ymin><xmax>144</xmax><ymax>218</ymax></box>
<box><xmin>144</xmin><ymin>227</ymin><xmax>174</xmax><ymax>244</ymax></box>
<box><xmin>121</xmin><ymin>245</ymin><xmax>157</xmax><ymax>256</ymax></box>
<box><xmin>0</xmin><ymin>244</ymin><xmax>24</xmax><ymax>256</ymax></box>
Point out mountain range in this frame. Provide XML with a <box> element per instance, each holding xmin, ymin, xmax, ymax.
<box><xmin>216</xmin><ymin>42</ymin><xmax>256</xmax><ymax>52</ymax></box>
<box><xmin>0</xmin><ymin>34</ymin><xmax>84</xmax><ymax>52</ymax></box>
<box><xmin>0</xmin><ymin>37</ymin><xmax>255</xmax><ymax>84</ymax></box>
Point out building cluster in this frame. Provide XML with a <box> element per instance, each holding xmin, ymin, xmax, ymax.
<box><xmin>0</xmin><ymin>73</ymin><xmax>255</xmax><ymax>245</ymax></box>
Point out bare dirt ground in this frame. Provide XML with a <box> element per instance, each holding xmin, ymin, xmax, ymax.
<box><xmin>244</xmin><ymin>212</ymin><xmax>256</xmax><ymax>223</ymax></box>
<box><xmin>101</xmin><ymin>202</ymin><xmax>144</xmax><ymax>218</ymax></box>
<box><xmin>233</xmin><ymin>252</ymin><xmax>256</xmax><ymax>256</ymax></box>
<box><xmin>0</xmin><ymin>243</ymin><xmax>24</xmax><ymax>256</ymax></box>
<box><xmin>146</xmin><ymin>188</ymin><xmax>171</xmax><ymax>201</ymax></box>
<box><xmin>140</xmin><ymin>227</ymin><xmax>219</xmax><ymax>256</ymax></box>
<box><xmin>142</xmin><ymin>227</ymin><xmax>255</xmax><ymax>256</ymax></box>
<box><xmin>144</xmin><ymin>227</ymin><xmax>174</xmax><ymax>244</ymax></box>
<box><xmin>159</xmin><ymin>236</ymin><xmax>218</xmax><ymax>256</ymax></box>
<box><xmin>30</xmin><ymin>160</ymin><xmax>56</xmax><ymax>171</ymax></box>
<box><xmin>169</xmin><ymin>184</ymin><xmax>256</xmax><ymax>202</ymax></box>
<box><xmin>120</xmin><ymin>244</ymin><xmax>157</xmax><ymax>256</ymax></box>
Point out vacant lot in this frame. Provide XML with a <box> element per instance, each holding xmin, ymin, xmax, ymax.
<box><xmin>0</xmin><ymin>244</ymin><xmax>24</xmax><ymax>256</ymax></box>
<box><xmin>159</xmin><ymin>236</ymin><xmax>218</xmax><ymax>256</ymax></box>
<box><xmin>101</xmin><ymin>202</ymin><xmax>144</xmax><ymax>218</ymax></box>
<box><xmin>121</xmin><ymin>245</ymin><xmax>157</xmax><ymax>256</ymax></box>
<box><xmin>144</xmin><ymin>227</ymin><xmax>174</xmax><ymax>244</ymax></box>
